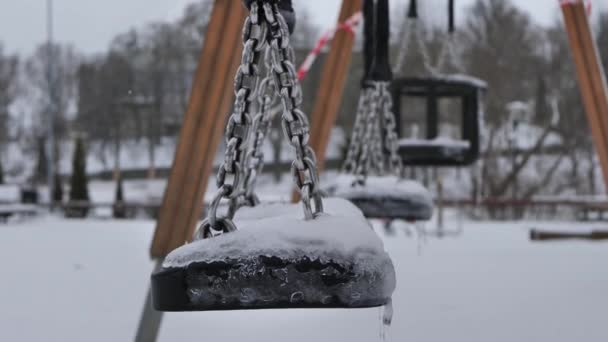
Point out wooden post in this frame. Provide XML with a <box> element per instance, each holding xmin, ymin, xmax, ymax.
<box><xmin>150</xmin><ymin>0</ymin><xmax>247</xmax><ymax>258</ymax></box>
<box><xmin>561</xmin><ymin>0</ymin><xmax>608</xmax><ymax>192</ymax></box>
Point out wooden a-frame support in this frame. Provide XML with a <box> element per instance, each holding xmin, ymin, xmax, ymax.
<box><xmin>149</xmin><ymin>1</ymin><xmax>247</xmax><ymax>259</ymax></box>
<box><xmin>562</xmin><ymin>1</ymin><xmax>608</xmax><ymax>193</ymax></box>
<box><xmin>135</xmin><ymin>2</ymin><xmax>246</xmax><ymax>341</ymax></box>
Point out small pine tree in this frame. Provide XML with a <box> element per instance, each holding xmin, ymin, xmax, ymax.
<box><xmin>52</xmin><ymin>173</ymin><xmax>63</xmax><ymax>204</ymax></box>
<box><xmin>36</xmin><ymin>137</ymin><xmax>48</xmax><ymax>184</ymax></box>
<box><xmin>67</xmin><ymin>137</ymin><xmax>89</xmax><ymax>218</ymax></box>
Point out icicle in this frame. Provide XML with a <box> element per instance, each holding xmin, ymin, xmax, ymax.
<box><xmin>379</xmin><ymin>298</ymin><xmax>393</xmax><ymax>341</ymax></box>
<box><xmin>414</xmin><ymin>221</ymin><xmax>427</xmax><ymax>255</ymax></box>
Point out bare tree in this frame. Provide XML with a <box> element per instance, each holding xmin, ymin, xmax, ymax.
<box><xmin>25</xmin><ymin>43</ymin><xmax>80</xmax><ymax>171</ymax></box>
<box><xmin>0</xmin><ymin>44</ymin><xmax>18</xmax><ymax>150</ymax></box>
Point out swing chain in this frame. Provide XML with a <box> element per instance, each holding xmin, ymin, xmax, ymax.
<box><xmin>265</xmin><ymin>1</ymin><xmax>323</xmax><ymax>219</ymax></box>
<box><xmin>242</xmin><ymin>53</ymin><xmax>278</xmax><ymax>206</ymax></box>
<box><xmin>342</xmin><ymin>91</ymin><xmax>370</xmax><ymax>174</ymax></box>
<box><xmin>355</xmin><ymin>84</ymin><xmax>381</xmax><ymax>181</ymax></box>
<box><xmin>201</xmin><ymin>1</ymin><xmax>266</xmax><ymax>235</ymax></box>
<box><xmin>198</xmin><ymin>0</ymin><xmax>323</xmax><ymax>238</ymax></box>
<box><xmin>379</xmin><ymin>82</ymin><xmax>404</xmax><ymax>176</ymax></box>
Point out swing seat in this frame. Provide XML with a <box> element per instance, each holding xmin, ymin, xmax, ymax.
<box><xmin>325</xmin><ymin>175</ymin><xmax>434</xmax><ymax>221</ymax></box>
<box><xmin>152</xmin><ymin>198</ymin><xmax>396</xmax><ymax>311</ymax></box>
<box><xmin>391</xmin><ymin>74</ymin><xmax>486</xmax><ymax>166</ymax></box>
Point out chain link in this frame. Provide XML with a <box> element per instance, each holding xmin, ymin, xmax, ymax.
<box><xmin>345</xmin><ymin>81</ymin><xmax>403</xmax><ymax>184</ymax></box>
<box><xmin>197</xmin><ymin>1</ymin><xmax>323</xmax><ymax>239</ymax></box>
<box><xmin>379</xmin><ymin>82</ymin><xmax>404</xmax><ymax>176</ymax></box>
<box><xmin>241</xmin><ymin>52</ymin><xmax>278</xmax><ymax>206</ymax></box>
<box><xmin>342</xmin><ymin>90</ymin><xmax>370</xmax><ymax>173</ymax></box>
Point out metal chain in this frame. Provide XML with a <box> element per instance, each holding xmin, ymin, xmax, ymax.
<box><xmin>436</xmin><ymin>33</ymin><xmax>462</xmax><ymax>73</ymax></box>
<box><xmin>378</xmin><ymin>82</ymin><xmax>404</xmax><ymax>176</ymax></box>
<box><xmin>393</xmin><ymin>19</ymin><xmax>414</xmax><ymax>74</ymax></box>
<box><xmin>355</xmin><ymin>85</ymin><xmax>381</xmax><ymax>182</ymax></box>
<box><xmin>241</xmin><ymin>51</ymin><xmax>278</xmax><ymax>207</ymax></box>
<box><xmin>370</xmin><ymin>95</ymin><xmax>386</xmax><ymax>176</ymax></box>
<box><xmin>197</xmin><ymin>1</ymin><xmax>268</xmax><ymax>236</ymax></box>
<box><xmin>196</xmin><ymin>1</ymin><xmax>323</xmax><ymax>239</ymax></box>
<box><xmin>265</xmin><ymin>2</ymin><xmax>323</xmax><ymax>220</ymax></box>
<box><xmin>342</xmin><ymin>90</ymin><xmax>370</xmax><ymax>173</ymax></box>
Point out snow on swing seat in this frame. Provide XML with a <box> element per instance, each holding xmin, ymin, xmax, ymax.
<box><xmin>325</xmin><ymin>174</ymin><xmax>434</xmax><ymax>221</ymax></box>
<box><xmin>152</xmin><ymin>198</ymin><xmax>396</xmax><ymax>311</ymax></box>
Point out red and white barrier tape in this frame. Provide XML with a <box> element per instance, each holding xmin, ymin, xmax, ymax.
<box><xmin>297</xmin><ymin>11</ymin><xmax>363</xmax><ymax>80</ymax></box>
<box><xmin>559</xmin><ymin>0</ymin><xmax>592</xmax><ymax>15</ymax></box>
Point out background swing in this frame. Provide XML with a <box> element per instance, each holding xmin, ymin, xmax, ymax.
<box><xmin>152</xmin><ymin>0</ymin><xmax>395</xmax><ymax>312</ymax></box>
<box><xmin>326</xmin><ymin>0</ymin><xmax>434</xmax><ymax>222</ymax></box>
<box><xmin>393</xmin><ymin>0</ymin><xmax>487</xmax><ymax>167</ymax></box>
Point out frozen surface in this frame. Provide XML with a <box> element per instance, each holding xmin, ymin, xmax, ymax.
<box><xmin>325</xmin><ymin>174</ymin><xmax>432</xmax><ymax>203</ymax></box>
<box><xmin>435</xmin><ymin>73</ymin><xmax>488</xmax><ymax>88</ymax></box>
<box><xmin>398</xmin><ymin>137</ymin><xmax>471</xmax><ymax>148</ymax></box>
<box><xmin>164</xmin><ymin>198</ymin><xmax>393</xmax><ymax>275</ymax></box>
<box><xmin>1</xmin><ymin>215</ymin><xmax>607</xmax><ymax>341</ymax></box>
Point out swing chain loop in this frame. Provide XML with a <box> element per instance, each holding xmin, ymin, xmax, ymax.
<box><xmin>265</xmin><ymin>1</ymin><xmax>323</xmax><ymax>219</ymax></box>
<box><xmin>242</xmin><ymin>66</ymin><xmax>277</xmax><ymax>205</ymax></box>
<box><xmin>378</xmin><ymin>82</ymin><xmax>403</xmax><ymax>176</ymax></box>
<box><xmin>199</xmin><ymin>0</ymin><xmax>323</xmax><ymax>239</ymax></box>
<box><xmin>342</xmin><ymin>91</ymin><xmax>370</xmax><ymax>174</ymax></box>
<box><xmin>204</xmin><ymin>1</ymin><xmax>265</xmax><ymax>235</ymax></box>
<box><xmin>355</xmin><ymin>84</ymin><xmax>381</xmax><ymax>181</ymax></box>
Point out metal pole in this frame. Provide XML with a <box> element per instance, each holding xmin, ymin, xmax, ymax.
<box><xmin>134</xmin><ymin>259</ymin><xmax>164</xmax><ymax>342</ymax></box>
<box><xmin>46</xmin><ymin>0</ymin><xmax>56</xmax><ymax>205</ymax></box>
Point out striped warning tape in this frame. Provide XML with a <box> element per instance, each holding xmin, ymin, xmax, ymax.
<box><xmin>297</xmin><ymin>11</ymin><xmax>363</xmax><ymax>80</ymax></box>
<box><xmin>559</xmin><ymin>0</ymin><xmax>592</xmax><ymax>15</ymax></box>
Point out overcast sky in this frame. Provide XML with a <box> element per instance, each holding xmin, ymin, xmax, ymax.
<box><xmin>0</xmin><ymin>0</ymin><xmax>605</xmax><ymax>57</ymax></box>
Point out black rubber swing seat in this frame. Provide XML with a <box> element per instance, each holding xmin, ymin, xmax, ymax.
<box><xmin>325</xmin><ymin>175</ymin><xmax>434</xmax><ymax>222</ymax></box>
<box><xmin>152</xmin><ymin>198</ymin><xmax>396</xmax><ymax>311</ymax></box>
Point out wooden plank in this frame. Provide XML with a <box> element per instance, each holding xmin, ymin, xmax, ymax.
<box><xmin>150</xmin><ymin>0</ymin><xmax>245</xmax><ymax>258</ymax></box>
<box><xmin>561</xmin><ymin>1</ymin><xmax>608</xmax><ymax>193</ymax></box>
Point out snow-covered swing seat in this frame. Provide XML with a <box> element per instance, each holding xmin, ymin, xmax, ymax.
<box><xmin>152</xmin><ymin>0</ymin><xmax>395</xmax><ymax>312</ymax></box>
<box><xmin>324</xmin><ymin>0</ymin><xmax>434</xmax><ymax>222</ymax></box>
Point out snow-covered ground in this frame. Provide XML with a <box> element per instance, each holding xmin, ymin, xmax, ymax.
<box><xmin>0</xmin><ymin>213</ymin><xmax>607</xmax><ymax>342</ymax></box>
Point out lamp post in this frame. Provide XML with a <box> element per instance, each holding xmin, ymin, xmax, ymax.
<box><xmin>46</xmin><ymin>0</ymin><xmax>56</xmax><ymax>206</ymax></box>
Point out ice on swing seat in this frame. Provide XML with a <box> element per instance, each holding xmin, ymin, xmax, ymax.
<box><xmin>152</xmin><ymin>198</ymin><xmax>396</xmax><ymax>311</ymax></box>
<box><xmin>325</xmin><ymin>174</ymin><xmax>434</xmax><ymax>222</ymax></box>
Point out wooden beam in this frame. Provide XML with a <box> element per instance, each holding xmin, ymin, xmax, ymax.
<box><xmin>561</xmin><ymin>1</ymin><xmax>608</xmax><ymax>193</ymax></box>
<box><xmin>308</xmin><ymin>0</ymin><xmax>362</xmax><ymax>172</ymax></box>
<box><xmin>150</xmin><ymin>1</ymin><xmax>246</xmax><ymax>258</ymax></box>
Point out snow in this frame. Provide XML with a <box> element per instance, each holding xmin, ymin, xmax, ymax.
<box><xmin>398</xmin><ymin>137</ymin><xmax>472</xmax><ymax>148</ymax></box>
<box><xmin>0</xmin><ymin>215</ymin><xmax>607</xmax><ymax>341</ymax></box>
<box><xmin>163</xmin><ymin>198</ymin><xmax>394</xmax><ymax>288</ymax></box>
<box><xmin>0</xmin><ymin>184</ymin><xmax>21</xmax><ymax>203</ymax></box>
<box><xmin>325</xmin><ymin>174</ymin><xmax>433</xmax><ymax>203</ymax></box>
<box><xmin>435</xmin><ymin>73</ymin><xmax>488</xmax><ymax>89</ymax></box>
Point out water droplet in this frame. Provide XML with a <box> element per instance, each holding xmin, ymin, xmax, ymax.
<box><xmin>290</xmin><ymin>291</ymin><xmax>304</xmax><ymax>303</ymax></box>
<box><xmin>240</xmin><ymin>288</ymin><xmax>256</xmax><ymax>303</ymax></box>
